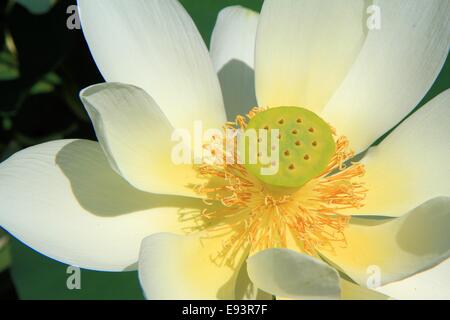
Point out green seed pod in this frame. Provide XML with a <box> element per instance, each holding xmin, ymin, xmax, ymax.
<box><xmin>243</xmin><ymin>107</ymin><xmax>336</xmax><ymax>189</ymax></box>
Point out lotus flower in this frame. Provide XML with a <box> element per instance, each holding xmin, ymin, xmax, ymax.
<box><xmin>0</xmin><ymin>0</ymin><xmax>449</xmax><ymax>300</ymax></box>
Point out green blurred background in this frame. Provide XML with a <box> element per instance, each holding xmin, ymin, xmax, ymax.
<box><xmin>0</xmin><ymin>0</ymin><xmax>448</xmax><ymax>300</ymax></box>
<box><xmin>0</xmin><ymin>0</ymin><xmax>264</xmax><ymax>300</ymax></box>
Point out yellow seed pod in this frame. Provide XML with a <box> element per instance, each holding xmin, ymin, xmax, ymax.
<box><xmin>244</xmin><ymin>107</ymin><xmax>336</xmax><ymax>189</ymax></box>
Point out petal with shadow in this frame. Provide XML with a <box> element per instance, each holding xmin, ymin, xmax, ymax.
<box><xmin>247</xmin><ymin>248</ymin><xmax>341</xmax><ymax>300</ymax></box>
<box><xmin>320</xmin><ymin>197</ymin><xmax>450</xmax><ymax>287</ymax></box>
<box><xmin>139</xmin><ymin>232</ymin><xmax>248</xmax><ymax>300</ymax></box>
<box><xmin>0</xmin><ymin>140</ymin><xmax>204</xmax><ymax>271</ymax></box>
<box><xmin>77</xmin><ymin>0</ymin><xmax>225</xmax><ymax>129</ymax></box>
<box><xmin>210</xmin><ymin>6</ymin><xmax>259</xmax><ymax>120</ymax></box>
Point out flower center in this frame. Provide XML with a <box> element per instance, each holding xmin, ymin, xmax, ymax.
<box><xmin>244</xmin><ymin>106</ymin><xmax>336</xmax><ymax>189</ymax></box>
<box><xmin>188</xmin><ymin>107</ymin><xmax>367</xmax><ymax>267</ymax></box>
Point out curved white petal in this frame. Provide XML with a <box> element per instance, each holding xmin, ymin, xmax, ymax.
<box><xmin>80</xmin><ymin>83</ymin><xmax>203</xmax><ymax>197</ymax></box>
<box><xmin>376</xmin><ymin>259</ymin><xmax>450</xmax><ymax>300</ymax></box>
<box><xmin>247</xmin><ymin>249</ymin><xmax>341</xmax><ymax>300</ymax></box>
<box><xmin>340</xmin><ymin>279</ymin><xmax>390</xmax><ymax>300</ymax></box>
<box><xmin>0</xmin><ymin>140</ymin><xmax>203</xmax><ymax>271</ymax></box>
<box><xmin>138</xmin><ymin>233</ymin><xmax>246</xmax><ymax>300</ymax></box>
<box><xmin>77</xmin><ymin>0</ymin><xmax>226</xmax><ymax>129</ymax></box>
<box><xmin>233</xmin><ymin>260</ymin><xmax>274</xmax><ymax>300</ymax></box>
<box><xmin>255</xmin><ymin>0</ymin><xmax>366</xmax><ymax>114</ymax></box>
<box><xmin>351</xmin><ymin>90</ymin><xmax>450</xmax><ymax>217</ymax></box>
<box><xmin>321</xmin><ymin>197</ymin><xmax>450</xmax><ymax>287</ymax></box>
<box><xmin>322</xmin><ymin>0</ymin><xmax>450</xmax><ymax>153</ymax></box>
<box><xmin>210</xmin><ymin>6</ymin><xmax>259</xmax><ymax>120</ymax></box>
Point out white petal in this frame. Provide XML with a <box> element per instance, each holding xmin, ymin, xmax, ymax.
<box><xmin>138</xmin><ymin>233</ymin><xmax>246</xmax><ymax>300</ymax></box>
<box><xmin>77</xmin><ymin>0</ymin><xmax>226</xmax><ymax>129</ymax></box>
<box><xmin>234</xmin><ymin>260</ymin><xmax>274</xmax><ymax>300</ymax></box>
<box><xmin>322</xmin><ymin>0</ymin><xmax>450</xmax><ymax>153</ymax></box>
<box><xmin>376</xmin><ymin>259</ymin><xmax>450</xmax><ymax>300</ymax></box>
<box><xmin>341</xmin><ymin>279</ymin><xmax>390</xmax><ymax>300</ymax></box>
<box><xmin>247</xmin><ymin>248</ymin><xmax>341</xmax><ymax>300</ymax></box>
<box><xmin>210</xmin><ymin>6</ymin><xmax>259</xmax><ymax>120</ymax></box>
<box><xmin>80</xmin><ymin>83</ymin><xmax>202</xmax><ymax>197</ymax></box>
<box><xmin>0</xmin><ymin>140</ymin><xmax>202</xmax><ymax>271</ymax></box>
<box><xmin>351</xmin><ymin>90</ymin><xmax>450</xmax><ymax>217</ymax></box>
<box><xmin>320</xmin><ymin>197</ymin><xmax>450</xmax><ymax>287</ymax></box>
<box><xmin>255</xmin><ymin>0</ymin><xmax>366</xmax><ymax>114</ymax></box>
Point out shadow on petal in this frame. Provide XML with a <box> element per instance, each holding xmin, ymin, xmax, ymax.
<box><xmin>395</xmin><ymin>197</ymin><xmax>450</xmax><ymax>256</ymax></box>
<box><xmin>218</xmin><ymin>59</ymin><xmax>257</xmax><ymax>121</ymax></box>
<box><xmin>56</xmin><ymin>140</ymin><xmax>204</xmax><ymax>217</ymax></box>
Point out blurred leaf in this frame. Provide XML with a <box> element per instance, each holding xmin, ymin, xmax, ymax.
<box><xmin>10</xmin><ymin>238</ymin><xmax>144</xmax><ymax>300</ymax></box>
<box><xmin>30</xmin><ymin>72</ymin><xmax>61</xmax><ymax>95</ymax></box>
<box><xmin>16</xmin><ymin>0</ymin><xmax>57</xmax><ymax>15</ymax></box>
<box><xmin>8</xmin><ymin>1</ymin><xmax>77</xmax><ymax>83</ymax></box>
<box><xmin>0</xmin><ymin>2</ymin><xmax>77</xmax><ymax>114</ymax></box>
<box><xmin>0</xmin><ymin>247</ymin><xmax>11</xmax><ymax>272</ymax></box>
<box><xmin>0</xmin><ymin>229</ymin><xmax>11</xmax><ymax>273</ymax></box>
<box><xmin>0</xmin><ymin>49</ymin><xmax>19</xmax><ymax>80</ymax></box>
<box><xmin>2</xmin><ymin>116</ymin><xmax>12</xmax><ymax>130</ymax></box>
